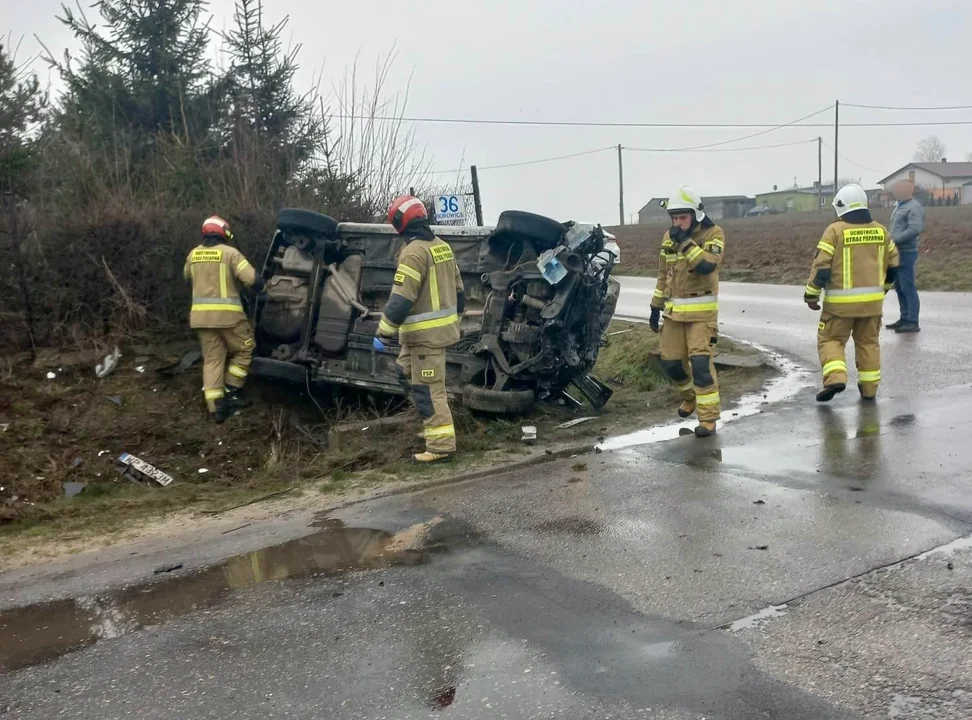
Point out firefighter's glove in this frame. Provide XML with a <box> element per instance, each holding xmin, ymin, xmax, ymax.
<box><xmin>372</xmin><ymin>336</ymin><xmax>387</xmax><ymax>352</ymax></box>
<box><xmin>649</xmin><ymin>308</ymin><xmax>661</xmax><ymax>333</ymax></box>
<box><xmin>805</xmin><ymin>299</ymin><xmax>821</xmax><ymax>311</ymax></box>
<box><xmin>252</xmin><ymin>276</ymin><xmax>266</xmax><ymax>294</ymax></box>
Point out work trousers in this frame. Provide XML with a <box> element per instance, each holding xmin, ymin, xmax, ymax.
<box><xmin>894</xmin><ymin>249</ymin><xmax>920</xmax><ymax>324</ymax></box>
<box><xmin>197</xmin><ymin>319</ymin><xmax>255</xmax><ymax>411</ymax></box>
<box><xmin>659</xmin><ymin>318</ymin><xmax>721</xmax><ymax>422</ymax></box>
<box><xmin>396</xmin><ymin>344</ymin><xmax>456</xmax><ymax>454</ymax></box>
<box><xmin>817</xmin><ymin>313</ymin><xmax>882</xmax><ymax>398</ymax></box>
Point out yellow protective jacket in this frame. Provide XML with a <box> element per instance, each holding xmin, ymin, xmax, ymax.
<box><xmin>804</xmin><ymin>220</ymin><xmax>900</xmax><ymax>317</ymax></box>
<box><xmin>378</xmin><ymin>237</ymin><xmax>463</xmax><ymax>348</ymax></box>
<box><xmin>184</xmin><ymin>243</ymin><xmax>258</xmax><ymax>328</ymax></box>
<box><xmin>650</xmin><ymin>223</ymin><xmax>725</xmax><ymax>323</ymax></box>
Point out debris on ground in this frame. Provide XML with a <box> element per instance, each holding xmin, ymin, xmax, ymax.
<box><xmin>198</xmin><ymin>468</ymin><xmax>209</xmax><ymax>475</ymax></box>
<box><xmin>133</xmin><ymin>356</ymin><xmax>150</xmax><ymax>364</ymax></box>
<box><xmin>607</xmin><ymin>329</ymin><xmax>633</xmax><ymax>337</ymax></box>
<box><xmin>521</xmin><ymin>426</ymin><xmax>537</xmax><ymax>444</ymax></box>
<box><xmin>571</xmin><ymin>462</ymin><xmax>588</xmax><ymax>472</ymax></box>
<box><xmin>95</xmin><ymin>347</ymin><xmax>122</xmax><ymax>379</ymax></box>
<box><xmin>748</xmin><ymin>545</ymin><xmax>770</xmax><ymax>551</ymax></box>
<box><xmin>106</xmin><ymin>395</ymin><xmax>123</xmax><ymax>407</ymax></box>
<box><xmin>156</xmin><ymin>349</ymin><xmax>202</xmax><ymax>377</ymax></box>
<box><xmin>117</xmin><ymin>453</ymin><xmax>174</xmax><ymax>487</ymax></box>
<box><xmin>153</xmin><ymin>562</ymin><xmax>184</xmax><ymax>575</ymax></box>
<box><xmin>62</xmin><ymin>482</ymin><xmax>86</xmax><ymax>498</ymax></box>
<box><xmin>753</xmin><ymin>500</ymin><xmax>766</xmax><ymax>505</ymax></box>
<box><xmin>45</xmin><ymin>372</ymin><xmax>56</xmax><ymax>380</ymax></box>
<box><xmin>202</xmin><ymin>487</ymin><xmax>296</xmax><ymax>516</ymax></box>
<box><xmin>134</xmin><ymin>365</ymin><xmax>146</xmax><ymax>374</ymax></box>
<box><xmin>555</xmin><ymin>417</ymin><xmax>598</xmax><ymax>430</ymax></box>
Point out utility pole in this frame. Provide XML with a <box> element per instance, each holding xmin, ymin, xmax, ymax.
<box><xmin>470</xmin><ymin>165</ymin><xmax>484</xmax><ymax>225</ymax></box>
<box><xmin>833</xmin><ymin>101</ymin><xmax>839</xmax><ymax>196</ymax></box>
<box><xmin>617</xmin><ymin>144</ymin><xmax>624</xmax><ymax>226</ymax></box>
<box><xmin>817</xmin><ymin>136</ymin><xmax>823</xmax><ymax>212</ymax></box>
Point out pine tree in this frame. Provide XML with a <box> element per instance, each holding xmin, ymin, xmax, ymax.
<box><xmin>220</xmin><ymin>0</ymin><xmax>323</xmax><ymax>184</ymax></box>
<box><xmin>0</xmin><ymin>44</ymin><xmax>47</xmax><ymax>195</ymax></box>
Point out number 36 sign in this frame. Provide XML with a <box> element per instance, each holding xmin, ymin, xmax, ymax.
<box><xmin>435</xmin><ymin>194</ymin><xmax>465</xmax><ymax>223</ymax></box>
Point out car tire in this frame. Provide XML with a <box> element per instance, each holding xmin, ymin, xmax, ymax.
<box><xmin>276</xmin><ymin>208</ymin><xmax>339</xmax><ymax>237</ymax></box>
<box><xmin>494</xmin><ymin>210</ymin><xmax>565</xmax><ymax>251</ymax></box>
<box><xmin>461</xmin><ymin>384</ymin><xmax>536</xmax><ymax>415</ymax></box>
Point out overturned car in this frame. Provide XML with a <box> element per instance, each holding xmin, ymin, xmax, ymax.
<box><xmin>250</xmin><ymin>209</ymin><xmax>619</xmax><ymax>415</ymax></box>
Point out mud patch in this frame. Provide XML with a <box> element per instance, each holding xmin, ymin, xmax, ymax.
<box><xmin>0</xmin><ymin>517</ymin><xmax>445</xmax><ymax>674</ymax></box>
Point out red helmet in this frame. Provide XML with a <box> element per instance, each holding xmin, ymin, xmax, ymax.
<box><xmin>201</xmin><ymin>215</ymin><xmax>233</xmax><ymax>241</ymax></box>
<box><xmin>387</xmin><ymin>195</ymin><xmax>428</xmax><ymax>234</ymax></box>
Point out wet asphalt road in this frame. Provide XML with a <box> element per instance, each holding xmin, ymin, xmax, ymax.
<box><xmin>2</xmin><ymin>281</ymin><xmax>972</xmax><ymax>719</ymax></box>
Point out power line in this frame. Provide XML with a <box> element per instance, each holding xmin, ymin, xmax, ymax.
<box><xmin>626</xmin><ymin>138</ymin><xmax>818</xmax><ymax>153</ymax></box>
<box><xmin>424</xmin><ymin>145</ymin><xmax>616</xmax><ymax>176</ymax></box>
<box><xmin>842</xmin><ymin>102</ymin><xmax>972</xmax><ymax>111</ymax></box>
<box><xmin>820</xmin><ymin>140</ymin><xmax>885</xmax><ymax>176</ymax></box>
<box><xmin>333</xmin><ymin>113</ymin><xmax>972</xmax><ymax>129</ymax></box>
<box><xmin>665</xmin><ymin>106</ymin><xmax>833</xmax><ymax>151</ymax></box>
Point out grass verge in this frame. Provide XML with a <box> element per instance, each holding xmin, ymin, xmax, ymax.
<box><xmin>0</xmin><ymin>322</ymin><xmax>773</xmax><ymax>562</ymax></box>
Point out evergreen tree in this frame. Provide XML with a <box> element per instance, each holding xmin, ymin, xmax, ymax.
<box><xmin>220</xmin><ymin>0</ymin><xmax>323</xmax><ymax>185</ymax></box>
<box><xmin>0</xmin><ymin>44</ymin><xmax>47</xmax><ymax>195</ymax></box>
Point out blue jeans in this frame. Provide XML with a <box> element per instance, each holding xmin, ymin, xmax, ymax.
<box><xmin>894</xmin><ymin>250</ymin><xmax>919</xmax><ymax>324</ymax></box>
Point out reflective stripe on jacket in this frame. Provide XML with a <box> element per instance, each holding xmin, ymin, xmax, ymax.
<box><xmin>804</xmin><ymin>220</ymin><xmax>900</xmax><ymax>317</ymax></box>
<box><xmin>378</xmin><ymin>237</ymin><xmax>463</xmax><ymax>347</ymax></box>
<box><xmin>651</xmin><ymin>224</ymin><xmax>725</xmax><ymax>323</ymax></box>
<box><xmin>184</xmin><ymin>243</ymin><xmax>257</xmax><ymax>328</ymax></box>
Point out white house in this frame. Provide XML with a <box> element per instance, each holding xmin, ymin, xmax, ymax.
<box><xmin>878</xmin><ymin>161</ymin><xmax>972</xmax><ymax>204</ymax></box>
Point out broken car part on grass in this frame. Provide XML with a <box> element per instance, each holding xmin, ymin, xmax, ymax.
<box><xmin>250</xmin><ymin>209</ymin><xmax>617</xmax><ymax>415</ymax></box>
<box><xmin>116</xmin><ymin>453</ymin><xmax>174</xmax><ymax>488</ymax></box>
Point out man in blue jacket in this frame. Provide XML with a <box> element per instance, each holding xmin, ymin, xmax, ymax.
<box><xmin>886</xmin><ymin>180</ymin><xmax>925</xmax><ymax>333</ymax></box>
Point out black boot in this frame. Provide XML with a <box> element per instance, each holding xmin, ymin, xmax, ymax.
<box><xmin>895</xmin><ymin>322</ymin><xmax>920</xmax><ymax>334</ymax></box>
<box><xmin>225</xmin><ymin>387</ymin><xmax>253</xmax><ymax>409</ymax></box>
<box><xmin>816</xmin><ymin>383</ymin><xmax>846</xmax><ymax>403</ymax></box>
<box><xmin>211</xmin><ymin>398</ymin><xmax>231</xmax><ymax>424</ymax></box>
<box><xmin>885</xmin><ymin>319</ymin><xmax>903</xmax><ymax>330</ymax></box>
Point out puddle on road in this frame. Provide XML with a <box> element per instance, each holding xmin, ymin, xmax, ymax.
<box><xmin>0</xmin><ymin>518</ymin><xmax>444</xmax><ymax>674</ymax></box>
<box><xmin>599</xmin><ymin>339</ymin><xmax>812</xmax><ymax>451</ymax></box>
<box><xmin>917</xmin><ymin>532</ymin><xmax>972</xmax><ymax>560</ymax></box>
<box><xmin>722</xmin><ymin>604</ymin><xmax>789</xmax><ymax>632</ymax></box>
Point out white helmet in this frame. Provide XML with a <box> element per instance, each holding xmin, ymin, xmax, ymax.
<box><xmin>665</xmin><ymin>186</ymin><xmax>706</xmax><ymax>223</ymax></box>
<box><xmin>832</xmin><ymin>183</ymin><xmax>868</xmax><ymax>218</ymax></box>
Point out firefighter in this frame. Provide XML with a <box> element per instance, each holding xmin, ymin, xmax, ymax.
<box><xmin>649</xmin><ymin>186</ymin><xmax>725</xmax><ymax>437</ymax></box>
<box><xmin>184</xmin><ymin>216</ymin><xmax>264</xmax><ymax>423</ymax></box>
<box><xmin>374</xmin><ymin>196</ymin><xmax>465</xmax><ymax>463</ymax></box>
<box><xmin>804</xmin><ymin>184</ymin><xmax>900</xmax><ymax>402</ymax></box>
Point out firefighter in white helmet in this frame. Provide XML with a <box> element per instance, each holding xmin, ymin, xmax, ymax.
<box><xmin>184</xmin><ymin>216</ymin><xmax>264</xmax><ymax>423</ymax></box>
<box><xmin>804</xmin><ymin>184</ymin><xmax>899</xmax><ymax>402</ymax></box>
<box><xmin>649</xmin><ymin>186</ymin><xmax>726</xmax><ymax>437</ymax></box>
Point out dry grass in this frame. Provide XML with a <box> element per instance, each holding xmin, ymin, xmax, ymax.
<box><xmin>611</xmin><ymin>205</ymin><xmax>972</xmax><ymax>291</ymax></box>
<box><xmin>0</xmin><ymin>322</ymin><xmax>771</xmax><ymax>546</ymax></box>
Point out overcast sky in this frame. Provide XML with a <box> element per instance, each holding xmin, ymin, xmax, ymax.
<box><xmin>6</xmin><ymin>0</ymin><xmax>971</xmax><ymax>223</ymax></box>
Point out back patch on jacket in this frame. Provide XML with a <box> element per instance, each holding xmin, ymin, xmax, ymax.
<box><xmin>842</xmin><ymin>228</ymin><xmax>885</xmax><ymax>245</ymax></box>
<box><xmin>191</xmin><ymin>248</ymin><xmax>223</xmax><ymax>263</ymax></box>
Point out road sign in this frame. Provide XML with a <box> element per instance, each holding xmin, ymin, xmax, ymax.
<box><xmin>435</xmin><ymin>194</ymin><xmax>465</xmax><ymax>223</ymax></box>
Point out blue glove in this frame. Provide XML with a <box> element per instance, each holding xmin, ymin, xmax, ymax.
<box><xmin>649</xmin><ymin>308</ymin><xmax>661</xmax><ymax>333</ymax></box>
<box><xmin>372</xmin><ymin>337</ymin><xmax>386</xmax><ymax>352</ymax></box>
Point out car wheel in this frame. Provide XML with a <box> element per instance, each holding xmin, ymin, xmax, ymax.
<box><xmin>494</xmin><ymin>210</ymin><xmax>565</xmax><ymax>251</ymax></box>
<box><xmin>276</xmin><ymin>208</ymin><xmax>339</xmax><ymax>237</ymax></box>
<box><xmin>461</xmin><ymin>384</ymin><xmax>536</xmax><ymax>415</ymax></box>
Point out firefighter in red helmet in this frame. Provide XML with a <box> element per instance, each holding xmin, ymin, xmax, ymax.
<box><xmin>184</xmin><ymin>216</ymin><xmax>264</xmax><ymax>422</ymax></box>
<box><xmin>374</xmin><ymin>196</ymin><xmax>465</xmax><ymax>463</ymax></box>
